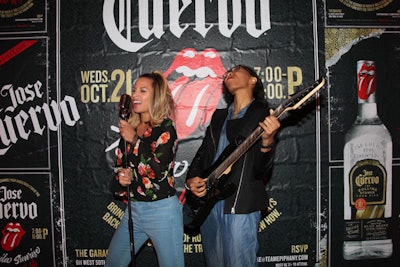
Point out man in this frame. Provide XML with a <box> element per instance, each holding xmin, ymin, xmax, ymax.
<box><xmin>186</xmin><ymin>65</ymin><xmax>281</xmax><ymax>267</ymax></box>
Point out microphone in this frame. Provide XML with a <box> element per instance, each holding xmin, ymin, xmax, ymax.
<box><xmin>117</xmin><ymin>93</ymin><xmax>135</xmax><ymax>264</ymax></box>
<box><xmin>118</xmin><ymin>94</ymin><xmax>132</xmax><ymax>120</ymax></box>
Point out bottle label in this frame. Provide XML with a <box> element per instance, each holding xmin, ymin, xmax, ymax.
<box><xmin>344</xmin><ymin>218</ymin><xmax>391</xmax><ymax>241</ymax></box>
<box><xmin>344</xmin><ymin>158</ymin><xmax>389</xmax><ymax>242</ymax></box>
<box><xmin>349</xmin><ymin>159</ymin><xmax>386</xmax><ymax>210</ymax></box>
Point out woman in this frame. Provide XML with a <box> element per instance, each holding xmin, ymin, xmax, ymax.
<box><xmin>186</xmin><ymin>65</ymin><xmax>280</xmax><ymax>267</ymax></box>
<box><xmin>105</xmin><ymin>71</ymin><xmax>184</xmax><ymax>267</ymax></box>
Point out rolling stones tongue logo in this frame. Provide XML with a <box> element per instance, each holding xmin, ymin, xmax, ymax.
<box><xmin>357</xmin><ymin>61</ymin><xmax>376</xmax><ymax>100</ymax></box>
<box><xmin>1</xmin><ymin>222</ymin><xmax>26</xmax><ymax>251</ymax></box>
<box><xmin>164</xmin><ymin>48</ymin><xmax>226</xmax><ymax>140</ymax></box>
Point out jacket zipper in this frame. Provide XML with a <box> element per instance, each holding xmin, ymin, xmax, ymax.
<box><xmin>231</xmin><ymin>153</ymin><xmax>247</xmax><ymax>214</ymax></box>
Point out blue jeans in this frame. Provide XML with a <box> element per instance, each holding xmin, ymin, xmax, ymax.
<box><xmin>105</xmin><ymin>195</ymin><xmax>184</xmax><ymax>267</ymax></box>
<box><xmin>200</xmin><ymin>200</ymin><xmax>261</xmax><ymax>267</ymax></box>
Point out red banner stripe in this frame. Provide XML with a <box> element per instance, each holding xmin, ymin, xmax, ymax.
<box><xmin>0</xmin><ymin>40</ymin><xmax>38</xmax><ymax>67</ymax></box>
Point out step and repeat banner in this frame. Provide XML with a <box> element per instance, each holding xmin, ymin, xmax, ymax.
<box><xmin>0</xmin><ymin>1</ymin><xmax>399</xmax><ymax>266</ymax></box>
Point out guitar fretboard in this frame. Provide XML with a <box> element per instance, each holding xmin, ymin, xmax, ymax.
<box><xmin>206</xmin><ymin>77</ymin><xmax>325</xmax><ymax>184</ymax></box>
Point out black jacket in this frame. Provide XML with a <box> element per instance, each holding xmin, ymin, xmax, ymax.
<box><xmin>186</xmin><ymin>100</ymin><xmax>275</xmax><ymax>214</ymax></box>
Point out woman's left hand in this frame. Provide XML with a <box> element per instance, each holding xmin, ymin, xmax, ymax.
<box><xmin>118</xmin><ymin>120</ymin><xmax>137</xmax><ymax>144</ymax></box>
<box><xmin>117</xmin><ymin>168</ymin><xmax>133</xmax><ymax>187</ymax></box>
<box><xmin>259</xmin><ymin>109</ymin><xmax>280</xmax><ymax>146</ymax></box>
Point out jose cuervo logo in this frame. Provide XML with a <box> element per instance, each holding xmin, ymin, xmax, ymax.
<box><xmin>103</xmin><ymin>0</ymin><xmax>271</xmax><ymax>52</ymax></box>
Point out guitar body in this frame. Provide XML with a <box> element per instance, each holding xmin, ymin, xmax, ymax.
<box><xmin>183</xmin><ymin>135</ymin><xmax>246</xmax><ymax>235</ymax></box>
<box><xmin>183</xmin><ymin>174</ymin><xmax>237</xmax><ymax>235</ymax></box>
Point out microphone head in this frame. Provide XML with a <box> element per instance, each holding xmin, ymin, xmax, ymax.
<box><xmin>118</xmin><ymin>94</ymin><xmax>132</xmax><ymax>120</ymax></box>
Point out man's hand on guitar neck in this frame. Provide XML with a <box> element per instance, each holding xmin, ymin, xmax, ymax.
<box><xmin>186</xmin><ymin>177</ymin><xmax>208</xmax><ymax>197</ymax></box>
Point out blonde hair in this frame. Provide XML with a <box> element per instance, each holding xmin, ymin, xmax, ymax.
<box><xmin>128</xmin><ymin>71</ymin><xmax>175</xmax><ymax>127</ymax></box>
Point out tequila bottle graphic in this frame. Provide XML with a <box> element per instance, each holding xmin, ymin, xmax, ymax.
<box><xmin>343</xmin><ymin>60</ymin><xmax>392</xmax><ymax>260</ymax></box>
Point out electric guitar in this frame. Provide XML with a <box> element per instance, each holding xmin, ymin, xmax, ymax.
<box><xmin>183</xmin><ymin>77</ymin><xmax>326</xmax><ymax>235</ymax></box>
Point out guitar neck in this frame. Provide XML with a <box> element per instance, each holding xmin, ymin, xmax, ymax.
<box><xmin>208</xmin><ymin>125</ymin><xmax>264</xmax><ymax>182</ymax></box>
<box><xmin>207</xmin><ymin>77</ymin><xmax>325</xmax><ymax>183</ymax></box>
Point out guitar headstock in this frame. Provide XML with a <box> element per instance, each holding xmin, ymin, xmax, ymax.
<box><xmin>273</xmin><ymin>77</ymin><xmax>325</xmax><ymax>118</ymax></box>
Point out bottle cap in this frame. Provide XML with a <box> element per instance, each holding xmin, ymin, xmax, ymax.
<box><xmin>357</xmin><ymin>60</ymin><xmax>376</xmax><ymax>101</ymax></box>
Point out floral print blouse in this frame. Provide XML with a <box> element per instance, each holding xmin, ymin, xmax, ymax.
<box><xmin>115</xmin><ymin>118</ymin><xmax>178</xmax><ymax>201</ymax></box>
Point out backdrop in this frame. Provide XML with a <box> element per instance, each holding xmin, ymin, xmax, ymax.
<box><xmin>0</xmin><ymin>1</ymin><xmax>399</xmax><ymax>266</ymax></box>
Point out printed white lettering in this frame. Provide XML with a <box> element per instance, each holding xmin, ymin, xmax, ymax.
<box><xmin>174</xmin><ymin>160</ymin><xmax>189</xmax><ymax>178</ymax></box>
<box><xmin>0</xmin><ymin>253</ymin><xmax>12</xmax><ymax>264</ymax></box>
<box><xmin>103</xmin><ymin>0</ymin><xmax>271</xmax><ymax>52</ymax></box>
<box><xmin>13</xmin><ymin>246</ymin><xmax>41</xmax><ymax>265</ymax></box>
<box><xmin>0</xmin><ymin>186</ymin><xmax>22</xmax><ymax>202</ymax></box>
<box><xmin>0</xmin><ymin>202</ymin><xmax>38</xmax><ymax>220</ymax></box>
<box><xmin>0</xmin><ymin>83</ymin><xmax>81</xmax><ymax>156</ymax></box>
<box><xmin>0</xmin><ymin>81</ymin><xmax>43</xmax><ymax>113</ymax></box>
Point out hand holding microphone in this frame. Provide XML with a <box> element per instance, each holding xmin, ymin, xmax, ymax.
<box><xmin>117</xmin><ymin>94</ymin><xmax>136</xmax><ymax>265</ymax></box>
<box><xmin>118</xmin><ymin>93</ymin><xmax>132</xmax><ymax>120</ymax></box>
<box><xmin>118</xmin><ymin>94</ymin><xmax>137</xmax><ymax>144</ymax></box>
<box><xmin>117</xmin><ymin>168</ymin><xmax>133</xmax><ymax>187</ymax></box>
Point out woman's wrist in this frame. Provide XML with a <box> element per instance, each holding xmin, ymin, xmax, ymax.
<box><xmin>261</xmin><ymin>143</ymin><xmax>274</xmax><ymax>149</ymax></box>
<box><xmin>260</xmin><ymin>141</ymin><xmax>274</xmax><ymax>152</ymax></box>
